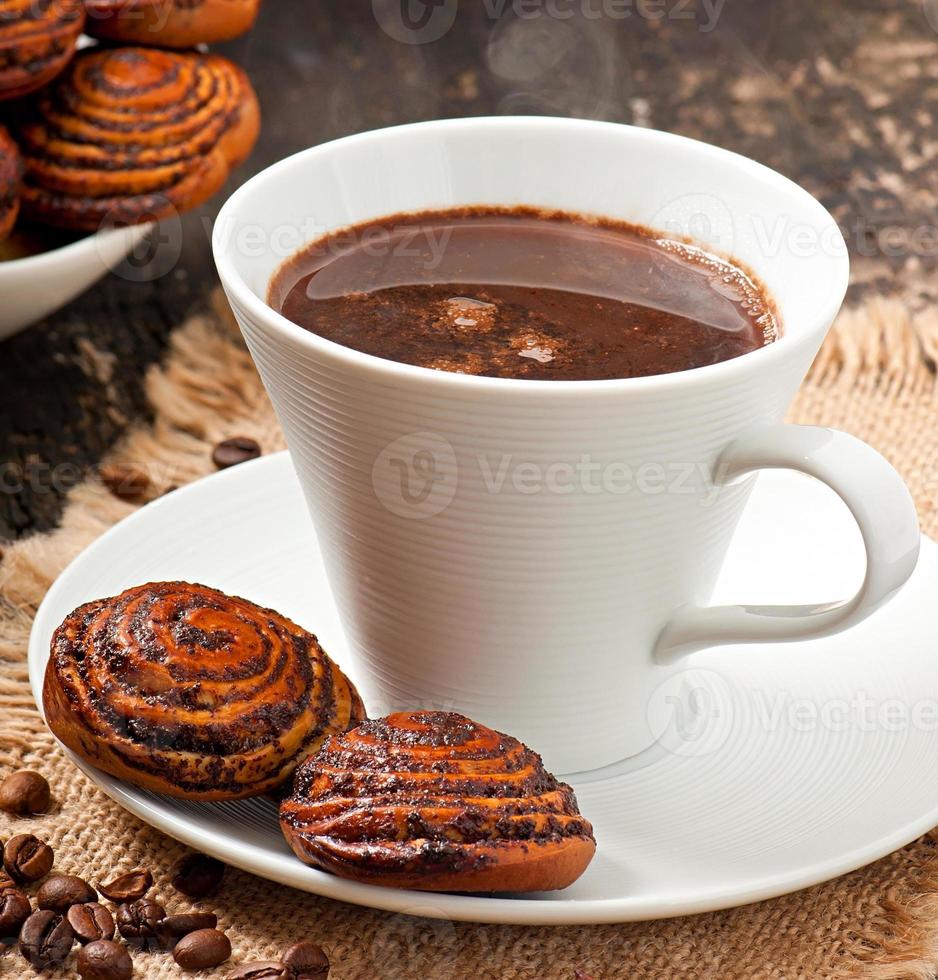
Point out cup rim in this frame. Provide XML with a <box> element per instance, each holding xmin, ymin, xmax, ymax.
<box><xmin>213</xmin><ymin>116</ymin><xmax>850</xmax><ymax>395</ymax></box>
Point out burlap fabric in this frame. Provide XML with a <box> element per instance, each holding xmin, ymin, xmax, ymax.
<box><xmin>2</xmin><ymin>293</ymin><xmax>938</xmax><ymax>979</ymax></box>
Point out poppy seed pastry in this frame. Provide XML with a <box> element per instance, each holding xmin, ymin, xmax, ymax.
<box><xmin>280</xmin><ymin>711</ymin><xmax>596</xmax><ymax>893</ymax></box>
<box><xmin>43</xmin><ymin>582</ymin><xmax>365</xmax><ymax>800</ymax></box>
<box><xmin>83</xmin><ymin>0</ymin><xmax>261</xmax><ymax>48</ymax></box>
<box><xmin>15</xmin><ymin>46</ymin><xmax>260</xmax><ymax>231</ymax></box>
<box><xmin>0</xmin><ymin>126</ymin><xmax>21</xmax><ymax>240</ymax></box>
<box><xmin>0</xmin><ymin>0</ymin><xmax>85</xmax><ymax>101</ymax></box>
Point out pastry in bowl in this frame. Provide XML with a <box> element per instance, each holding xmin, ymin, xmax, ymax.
<box><xmin>14</xmin><ymin>46</ymin><xmax>260</xmax><ymax>231</ymax></box>
<box><xmin>0</xmin><ymin>0</ymin><xmax>85</xmax><ymax>101</ymax></box>
<box><xmin>280</xmin><ymin>711</ymin><xmax>596</xmax><ymax>893</ymax></box>
<box><xmin>0</xmin><ymin>126</ymin><xmax>21</xmax><ymax>241</ymax></box>
<box><xmin>83</xmin><ymin>0</ymin><xmax>261</xmax><ymax>48</ymax></box>
<box><xmin>43</xmin><ymin>582</ymin><xmax>365</xmax><ymax>800</ymax></box>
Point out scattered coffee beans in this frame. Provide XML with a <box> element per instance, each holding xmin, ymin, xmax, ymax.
<box><xmin>283</xmin><ymin>941</ymin><xmax>330</xmax><ymax>980</ymax></box>
<box><xmin>37</xmin><ymin>873</ymin><xmax>97</xmax><ymax>911</ymax></box>
<box><xmin>116</xmin><ymin>898</ymin><xmax>165</xmax><ymax>943</ymax></box>
<box><xmin>157</xmin><ymin>910</ymin><xmax>218</xmax><ymax>945</ymax></box>
<box><xmin>171</xmin><ymin>852</ymin><xmax>225</xmax><ymax>898</ymax></box>
<box><xmin>0</xmin><ymin>887</ymin><xmax>30</xmax><ymax>938</ymax></box>
<box><xmin>19</xmin><ymin>908</ymin><xmax>74</xmax><ymax>967</ymax></box>
<box><xmin>0</xmin><ymin>770</ymin><xmax>51</xmax><ymax>815</ymax></box>
<box><xmin>76</xmin><ymin>938</ymin><xmax>133</xmax><ymax>980</ymax></box>
<box><xmin>99</xmin><ymin>464</ymin><xmax>151</xmax><ymax>500</ymax></box>
<box><xmin>0</xmin><ymin>830</ymin><xmax>311</xmax><ymax>978</ymax></box>
<box><xmin>0</xmin><ymin>830</ymin><xmax>280</xmax><ymax>978</ymax></box>
<box><xmin>4</xmin><ymin>833</ymin><xmax>54</xmax><ymax>883</ymax></box>
<box><xmin>68</xmin><ymin>902</ymin><xmax>116</xmax><ymax>944</ymax></box>
<box><xmin>212</xmin><ymin>436</ymin><xmax>262</xmax><ymax>469</ymax></box>
<box><xmin>173</xmin><ymin>927</ymin><xmax>231</xmax><ymax>970</ymax></box>
<box><xmin>226</xmin><ymin>963</ymin><xmax>292</xmax><ymax>979</ymax></box>
<box><xmin>98</xmin><ymin>868</ymin><xmax>153</xmax><ymax>902</ymax></box>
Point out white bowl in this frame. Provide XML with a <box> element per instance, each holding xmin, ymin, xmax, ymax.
<box><xmin>0</xmin><ymin>222</ymin><xmax>152</xmax><ymax>341</ymax></box>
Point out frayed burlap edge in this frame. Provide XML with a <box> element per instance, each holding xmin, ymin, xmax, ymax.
<box><xmin>1</xmin><ymin>292</ymin><xmax>938</xmax><ymax>979</ymax></box>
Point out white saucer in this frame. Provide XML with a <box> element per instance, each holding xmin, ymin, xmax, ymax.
<box><xmin>28</xmin><ymin>452</ymin><xmax>938</xmax><ymax>925</ymax></box>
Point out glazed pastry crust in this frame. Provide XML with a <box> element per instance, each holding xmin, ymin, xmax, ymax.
<box><xmin>280</xmin><ymin>711</ymin><xmax>596</xmax><ymax>893</ymax></box>
<box><xmin>43</xmin><ymin>582</ymin><xmax>365</xmax><ymax>801</ymax></box>
<box><xmin>15</xmin><ymin>46</ymin><xmax>260</xmax><ymax>231</ymax></box>
<box><xmin>0</xmin><ymin>0</ymin><xmax>85</xmax><ymax>101</ymax></box>
<box><xmin>0</xmin><ymin>126</ymin><xmax>21</xmax><ymax>240</ymax></box>
<box><xmin>84</xmin><ymin>0</ymin><xmax>260</xmax><ymax>48</ymax></box>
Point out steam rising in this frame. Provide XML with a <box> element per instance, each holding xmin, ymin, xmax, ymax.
<box><xmin>485</xmin><ymin>3</ymin><xmax>625</xmax><ymax>119</ymax></box>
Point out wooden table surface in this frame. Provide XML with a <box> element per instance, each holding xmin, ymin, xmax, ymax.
<box><xmin>1</xmin><ymin>0</ymin><xmax>935</xmax><ymax>541</ymax></box>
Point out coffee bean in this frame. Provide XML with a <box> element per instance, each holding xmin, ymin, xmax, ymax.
<box><xmin>283</xmin><ymin>941</ymin><xmax>330</xmax><ymax>980</ymax></box>
<box><xmin>116</xmin><ymin>898</ymin><xmax>165</xmax><ymax>943</ymax></box>
<box><xmin>156</xmin><ymin>910</ymin><xmax>217</xmax><ymax>945</ymax></box>
<box><xmin>212</xmin><ymin>437</ymin><xmax>261</xmax><ymax>470</ymax></box>
<box><xmin>171</xmin><ymin>853</ymin><xmax>225</xmax><ymax>898</ymax></box>
<box><xmin>98</xmin><ymin>868</ymin><xmax>152</xmax><ymax>902</ymax></box>
<box><xmin>0</xmin><ymin>869</ymin><xmax>18</xmax><ymax>892</ymax></box>
<box><xmin>76</xmin><ymin>939</ymin><xmax>133</xmax><ymax>980</ymax></box>
<box><xmin>4</xmin><ymin>834</ymin><xmax>54</xmax><ymax>883</ymax></box>
<box><xmin>173</xmin><ymin>928</ymin><xmax>231</xmax><ymax>970</ymax></box>
<box><xmin>37</xmin><ymin>873</ymin><xmax>97</xmax><ymax>911</ymax></box>
<box><xmin>226</xmin><ymin>963</ymin><xmax>292</xmax><ymax>979</ymax></box>
<box><xmin>0</xmin><ymin>771</ymin><xmax>51</xmax><ymax>816</ymax></box>
<box><xmin>19</xmin><ymin>908</ymin><xmax>74</xmax><ymax>968</ymax></box>
<box><xmin>0</xmin><ymin>887</ymin><xmax>30</xmax><ymax>939</ymax></box>
<box><xmin>68</xmin><ymin>902</ymin><xmax>115</xmax><ymax>944</ymax></box>
<box><xmin>100</xmin><ymin>464</ymin><xmax>151</xmax><ymax>500</ymax></box>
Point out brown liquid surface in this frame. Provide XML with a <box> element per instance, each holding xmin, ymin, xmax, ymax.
<box><xmin>271</xmin><ymin>207</ymin><xmax>778</xmax><ymax>382</ymax></box>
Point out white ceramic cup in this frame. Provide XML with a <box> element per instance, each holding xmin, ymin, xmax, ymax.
<box><xmin>214</xmin><ymin>117</ymin><xmax>920</xmax><ymax>774</ymax></box>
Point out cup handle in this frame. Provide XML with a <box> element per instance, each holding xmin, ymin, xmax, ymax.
<box><xmin>654</xmin><ymin>423</ymin><xmax>921</xmax><ymax>664</ymax></box>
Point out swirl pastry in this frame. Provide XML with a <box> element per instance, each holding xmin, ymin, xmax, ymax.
<box><xmin>15</xmin><ymin>46</ymin><xmax>260</xmax><ymax>231</ymax></box>
<box><xmin>280</xmin><ymin>711</ymin><xmax>596</xmax><ymax>893</ymax></box>
<box><xmin>0</xmin><ymin>0</ymin><xmax>85</xmax><ymax>101</ymax></box>
<box><xmin>0</xmin><ymin>126</ymin><xmax>21</xmax><ymax>240</ymax></box>
<box><xmin>83</xmin><ymin>0</ymin><xmax>261</xmax><ymax>48</ymax></box>
<box><xmin>43</xmin><ymin>582</ymin><xmax>365</xmax><ymax>800</ymax></box>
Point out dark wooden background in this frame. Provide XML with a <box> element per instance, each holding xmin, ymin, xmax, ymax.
<box><xmin>1</xmin><ymin>0</ymin><xmax>935</xmax><ymax>540</ymax></box>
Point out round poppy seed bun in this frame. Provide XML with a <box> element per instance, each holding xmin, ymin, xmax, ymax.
<box><xmin>15</xmin><ymin>46</ymin><xmax>260</xmax><ymax>231</ymax></box>
<box><xmin>280</xmin><ymin>711</ymin><xmax>596</xmax><ymax>893</ymax></box>
<box><xmin>0</xmin><ymin>0</ymin><xmax>85</xmax><ymax>101</ymax></box>
<box><xmin>43</xmin><ymin>581</ymin><xmax>365</xmax><ymax>800</ymax></box>
<box><xmin>83</xmin><ymin>0</ymin><xmax>261</xmax><ymax>48</ymax></box>
<box><xmin>0</xmin><ymin>126</ymin><xmax>22</xmax><ymax>240</ymax></box>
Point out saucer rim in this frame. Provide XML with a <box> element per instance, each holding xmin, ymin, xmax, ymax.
<box><xmin>27</xmin><ymin>452</ymin><xmax>938</xmax><ymax>925</ymax></box>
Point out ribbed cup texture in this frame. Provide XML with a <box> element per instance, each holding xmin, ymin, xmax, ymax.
<box><xmin>214</xmin><ymin>119</ymin><xmax>844</xmax><ymax>771</ymax></box>
<box><xmin>231</xmin><ymin>293</ymin><xmax>819</xmax><ymax>773</ymax></box>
